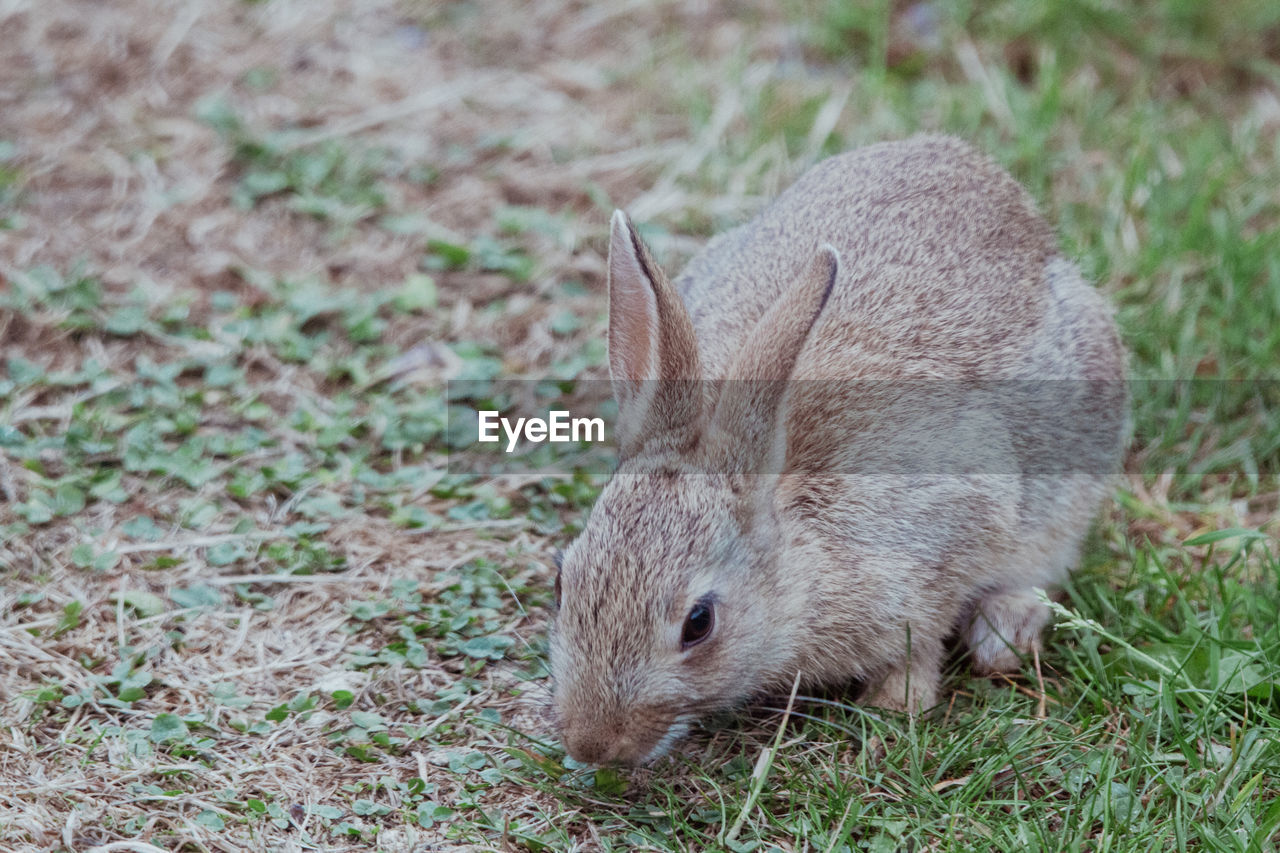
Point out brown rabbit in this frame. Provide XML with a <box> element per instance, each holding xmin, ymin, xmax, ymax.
<box><xmin>549</xmin><ymin>135</ymin><xmax>1127</xmax><ymax>766</ymax></box>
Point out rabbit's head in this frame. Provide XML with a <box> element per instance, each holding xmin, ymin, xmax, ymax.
<box><xmin>548</xmin><ymin>212</ymin><xmax>837</xmax><ymax>765</ymax></box>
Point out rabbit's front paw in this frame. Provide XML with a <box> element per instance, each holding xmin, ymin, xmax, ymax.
<box><xmin>863</xmin><ymin>648</ymin><xmax>941</xmax><ymax>713</ymax></box>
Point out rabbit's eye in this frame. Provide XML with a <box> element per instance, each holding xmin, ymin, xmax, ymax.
<box><xmin>681</xmin><ymin>597</ymin><xmax>715</xmax><ymax>649</ymax></box>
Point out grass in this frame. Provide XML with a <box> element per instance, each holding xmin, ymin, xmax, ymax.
<box><xmin>1</xmin><ymin>0</ymin><xmax>1278</xmax><ymax>850</ymax></box>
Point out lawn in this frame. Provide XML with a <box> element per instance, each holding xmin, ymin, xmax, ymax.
<box><xmin>1</xmin><ymin>0</ymin><xmax>1278</xmax><ymax>850</ymax></box>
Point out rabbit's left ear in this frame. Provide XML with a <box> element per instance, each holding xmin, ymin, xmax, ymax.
<box><xmin>607</xmin><ymin>210</ymin><xmax>704</xmax><ymax>457</ymax></box>
<box><xmin>706</xmin><ymin>246</ymin><xmax>838</xmax><ymax>472</ymax></box>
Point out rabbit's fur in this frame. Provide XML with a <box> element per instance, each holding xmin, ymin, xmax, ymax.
<box><xmin>549</xmin><ymin>135</ymin><xmax>1126</xmax><ymax>766</ymax></box>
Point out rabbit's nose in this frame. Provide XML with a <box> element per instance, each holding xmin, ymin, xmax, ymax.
<box><xmin>564</xmin><ymin>728</ymin><xmax>642</xmax><ymax>765</ymax></box>
<box><xmin>563</xmin><ymin>731</ymin><xmax>610</xmax><ymax>765</ymax></box>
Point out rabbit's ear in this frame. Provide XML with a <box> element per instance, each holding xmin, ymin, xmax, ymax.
<box><xmin>708</xmin><ymin>245</ymin><xmax>838</xmax><ymax>472</ymax></box>
<box><xmin>607</xmin><ymin>210</ymin><xmax>703</xmax><ymax>457</ymax></box>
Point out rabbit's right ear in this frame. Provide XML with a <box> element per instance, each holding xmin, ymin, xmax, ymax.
<box><xmin>607</xmin><ymin>210</ymin><xmax>703</xmax><ymax>457</ymax></box>
<box><xmin>707</xmin><ymin>245</ymin><xmax>838</xmax><ymax>474</ymax></box>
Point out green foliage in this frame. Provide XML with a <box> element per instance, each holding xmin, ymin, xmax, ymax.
<box><xmin>424</xmin><ymin>235</ymin><xmax>536</xmax><ymax>282</ymax></box>
<box><xmin>196</xmin><ymin>96</ymin><xmax>391</xmax><ymax>224</ymax></box>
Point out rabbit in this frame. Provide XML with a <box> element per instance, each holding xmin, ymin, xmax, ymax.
<box><xmin>548</xmin><ymin>135</ymin><xmax>1127</xmax><ymax>766</ymax></box>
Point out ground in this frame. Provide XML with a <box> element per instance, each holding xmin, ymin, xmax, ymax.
<box><xmin>1</xmin><ymin>0</ymin><xmax>1279</xmax><ymax>850</ymax></box>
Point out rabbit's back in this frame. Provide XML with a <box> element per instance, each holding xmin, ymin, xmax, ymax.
<box><xmin>676</xmin><ymin>134</ymin><xmax>1124</xmax><ymax>485</ymax></box>
<box><xmin>676</xmin><ymin>135</ymin><xmax>1066</xmax><ymax>382</ymax></box>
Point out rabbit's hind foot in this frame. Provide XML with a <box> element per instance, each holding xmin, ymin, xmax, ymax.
<box><xmin>965</xmin><ymin>588</ymin><xmax>1050</xmax><ymax>676</ymax></box>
